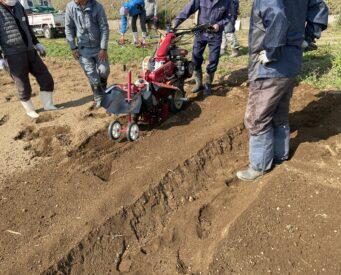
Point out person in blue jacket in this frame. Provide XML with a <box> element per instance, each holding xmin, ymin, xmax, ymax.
<box><xmin>174</xmin><ymin>0</ymin><xmax>233</xmax><ymax>96</ymax></box>
<box><xmin>120</xmin><ymin>0</ymin><xmax>147</xmax><ymax>45</ymax></box>
<box><xmin>236</xmin><ymin>0</ymin><xmax>328</xmax><ymax>181</ymax></box>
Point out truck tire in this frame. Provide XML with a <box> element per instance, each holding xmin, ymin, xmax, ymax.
<box><xmin>43</xmin><ymin>26</ymin><xmax>54</xmax><ymax>39</ymax></box>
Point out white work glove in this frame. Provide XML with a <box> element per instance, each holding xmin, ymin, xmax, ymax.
<box><xmin>35</xmin><ymin>43</ymin><xmax>46</xmax><ymax>57</ymax></box>
<box><xmin>258</xmin><ymin>50</ymin><xmax>271</xmax><ymax>65</ymax></box>
<box><xmin>301</xmin><ymin>40</ymin><xmax>309</xmax><ymax>49</ymax></box>
<box><xmin>0</xmin><ymin>59</ymin><xmax>9</xmax><ymax>71</ymax></box>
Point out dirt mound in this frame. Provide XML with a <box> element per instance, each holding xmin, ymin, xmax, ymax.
<box><xmin>13</xmin><ymin>125</ymin><xmax>71</xmax><ymax>157</ymax></box>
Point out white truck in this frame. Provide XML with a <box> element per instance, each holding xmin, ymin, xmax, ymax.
<box><xmin>20</xmin><ymin>0</ymin><xmax>65</xmax><ymax>39</ymax></box>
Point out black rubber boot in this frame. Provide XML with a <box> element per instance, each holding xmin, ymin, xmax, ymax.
<box><xmin>191</xmin><ymin>70</ymin><xmax>204</xmax><ymax>93</ymax></box>
<box><xmin>204</xmin><ymin>73</ymin><xmax>214</xmax><ymax>97</ymax></box>
<box><xmin>91</xmin><ymin>84</ymin><xmax>104</xmax><ymax>108</ymax></box>
<box><xmin>100</xmin><ymin>78</ymin><xmax>108</xmax><ymax>92</ymax></box>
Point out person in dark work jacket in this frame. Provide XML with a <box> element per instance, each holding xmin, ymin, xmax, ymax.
<box><xmin>0</xmin><ymin>0</ymin><xmax>59</xmax><ymax>118</ymax></box>
<box><xmin>236</xmin><ymin>0</ymin><xmax>328</xmax><ymax>181</ymax></box>
<box><xmin>65</xmin><ymin>0</ymin><xmax>110</xmax><ymax>108</ymax></box>
<box><xmin>174</xmin><ymin>0</ymin><xmax>233</xmax><ymax>96</ymax></box>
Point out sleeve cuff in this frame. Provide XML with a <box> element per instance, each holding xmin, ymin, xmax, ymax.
<box><xmin>68</xmin><ymin>40</ymin><xmax>77</xmax><ymax>50</ymax></box>
<box><xmin>266</xmin><ymin>47</ymin><xmax>282</xmax><ymax>62</ymax></box>
<box><xmin>100</xmin><ymin>42</ymin><xmax>108</xmax><ymax>50</ymax></box>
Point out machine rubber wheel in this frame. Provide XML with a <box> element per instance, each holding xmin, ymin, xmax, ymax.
<box><xmin>108</xmin><ymin>120</ymin><xmax>122</xmax><ymax>140</ymax></box>
<box><xmin>43</xmin><ymin>26</ymin><xmax>54</xmax><ymax>39</ymax></box>
<box><xmin>169</xmin><ymin>80</ymin><xmax>185</xmax><ymax>113</ymax></box>
<box><xmin>127</xmin><ymin>122</ymin><xmax>139</xmax><ymax>141</ymax></box>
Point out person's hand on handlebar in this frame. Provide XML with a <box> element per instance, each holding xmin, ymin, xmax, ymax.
<box><xmin>212</xmin><ymin>24</ymin><xmax>220</xmax><ymax>33</ymax></box>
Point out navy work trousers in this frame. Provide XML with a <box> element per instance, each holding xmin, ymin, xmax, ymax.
<box><xmin>192</xmin><ymin>32</ymin><xmax>223</xmax><ymax>74</ymax></box>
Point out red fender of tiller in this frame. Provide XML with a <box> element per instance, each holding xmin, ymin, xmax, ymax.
<box><xmin>146</xmin><ymin>61</ymin><xmax>175</xmax><ymax>83</ymax></box>
<box><xmin>155</xmin><ymin>32</ymin><xmax>175</xmax><ymax>59</ymax></box>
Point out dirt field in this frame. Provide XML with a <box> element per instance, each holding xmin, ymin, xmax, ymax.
<box><xmin>0</xmin><ymin>47</ymin><xmax>341</xmax><ymax>275</ymax></box>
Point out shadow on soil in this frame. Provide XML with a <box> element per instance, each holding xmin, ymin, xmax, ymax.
<box><xmin>157</xmin><ymin>101</ymin><xmax>202</xmax><ymax>130</ymax></box>
<box><xmin>59</xmin><ymin>95</ymin><xmax>94</xmax><ymax>109</ymax></box>
<box><xmin>290</xmin><ymin>90</ymin><xmax>341</xmax><ymax>155</ymax></box>
<box><xmin>35</xmin><ymin>95</ymin><xmax>93</xmax><ymax>112</ymax></box>
<box><xmin>214</xmin><ymin>67</ymin><xmax>248</xmax><ymax>97</ymax></box>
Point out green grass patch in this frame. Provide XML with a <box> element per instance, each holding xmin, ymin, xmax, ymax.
<box><xmin>41</xmin><ymin>37</ymin><xmax>156</xmax><ymax>64</ymax></box>
<box><xmin>299</xmin><ymin>28</ymin><xmax>341</xmax><ymax>89</ymax></box>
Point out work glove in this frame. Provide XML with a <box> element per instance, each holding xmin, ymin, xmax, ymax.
<box><xmin>258</xmin><ymin>50</ymin><xmax>271</xmax><ymax>65</ymax></box>
<box><xmin>35</xmin><ymin>43</ymin><xmax>46</xmax><ymax>57</ymax></box>
<box><xmin>0</xmin><ymin>58</ymin><xmax>9</xmax><ymax>71</ymax></box>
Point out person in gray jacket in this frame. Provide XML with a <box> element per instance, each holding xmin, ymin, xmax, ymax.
<box><xmin>65</xmin><ymin>0</ymin><xmax>110</xmax><ymax>108</ymax></box>
<box><xmin>0</xmin><ymin>0</ymin><xmax>59</xmax><ymax>118</ymax></box>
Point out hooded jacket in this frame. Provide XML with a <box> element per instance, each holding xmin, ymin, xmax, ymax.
<box><xmin>248</xmin><ymin>0</ymin><xmax>328</xmax><ymax>81</ymax></box>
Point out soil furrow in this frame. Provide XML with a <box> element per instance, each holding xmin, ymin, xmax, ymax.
<box><xmin>43</xmin><ymin>125</ymin><xmax>251</xmax><ymax>274</ymax></box>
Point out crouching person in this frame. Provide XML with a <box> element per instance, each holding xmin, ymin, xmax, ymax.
<box><xmin>0</xmin><ymin>0</ymin><xmax>59</xmax><ymax>118</ymax></box>
<box><xmin>65</xmin><ymin>0</ymin><xmax>110</xmax><ymax>108</ymax></box>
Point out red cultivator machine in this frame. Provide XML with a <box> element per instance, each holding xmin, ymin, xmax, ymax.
<box><xmin>101</xmin><ymin>24</ymin><xmax>213</xmax><ymax>141</ymax></box>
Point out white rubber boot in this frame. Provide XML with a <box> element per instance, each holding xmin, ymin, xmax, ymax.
<box><xmin>132</xmin><ymin>32</ymin><xmax>139</xmax><ymax>44</ymax></box>
<box><xmin>21</xmin><ymin>100</ymin><xmax>39</xmax><ymax>118</ymax></box>
<box><xmin>40</xmin><ymin>91</ymin><xmax>59</xmax><ymax>110</ymax></box>
<box><xmin>142</xmin><ymin>32</ymin><xmax>147</xmax><ymax>43</ymax></box>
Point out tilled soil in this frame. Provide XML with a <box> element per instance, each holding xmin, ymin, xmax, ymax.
<box><xmin>0</xmin><ymin>58</ymin><xmax>340</xmax><ymax>275</ymax></box>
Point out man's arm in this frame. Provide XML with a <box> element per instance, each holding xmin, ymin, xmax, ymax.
<box><xmin>174</xmin><ymin>0</ymin><xmax>200</xmax><ymax>29</ymax></box>
<box><xmin>154</xmin><ymin>1</ymin><xmax>157</xmax><ymax>17</ymax></box>
<box><xmin>259</xmin><ymin>0</ymin><xmax>288</xmax><ymax>61</ymax></box>
<box><xmin>97</xmin><ymin>4</ymin><xmax>109</xmax><ymax>50</ymax></box>
<box><xmin>121</xmin><ymin>15</ymin><xmax>128</xmax><ymax>34</ymax></box>
<box><xmin>22</xmin><ymin>5</ymin><xmax>39</xmax><ymax>46</ymax></box>
<box><xmin>64</xmin><ymin>4</ymin><xmax>77</xmax><ymax>50</ymax></box>
<box><xmin>305</xmin><ymin>0</ymin><xmax>328</xmax><ymax>43</ymax></box>
<box><xmin>216</xmin><ymin>0</ymin><xmax>233</xmax><ymax>31</ymax></box>
<box><xmin>234</xmin><ymin>0</ymin><xmax>239</xmax><ymax>21</ymax></box>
